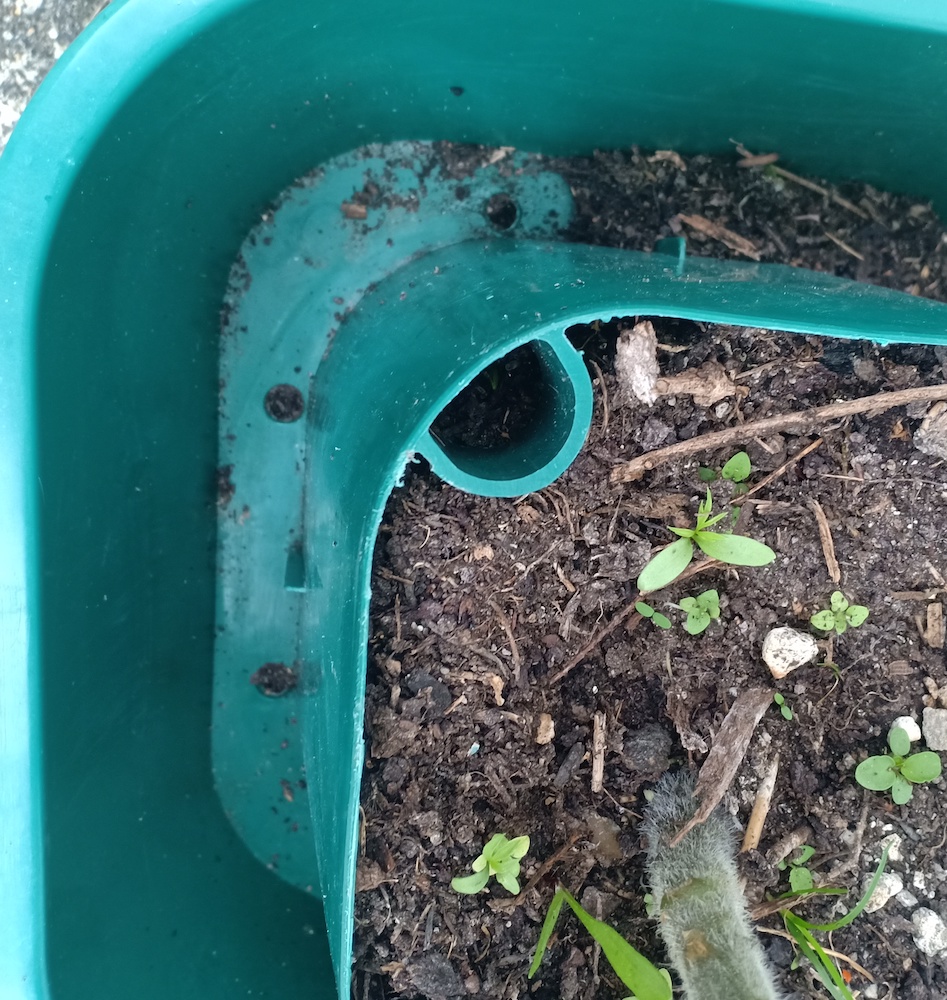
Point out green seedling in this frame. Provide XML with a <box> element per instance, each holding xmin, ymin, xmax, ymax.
<box><xmin>451</xmin><ymin>833</ymin><xmax>530</xmax><ymax>894</ymax></box>
<box><xmin>679</xmin><ymin>589</ymin><xmax>720</xmax><ymax>635</ymax></box>
<box><xmin>635</xmin><ymin>601</ymin><xmax>672</xmax><ymax>630</ymax></box>
<box><xmin>778</xmin><ymin>845</ymin><xmax>815</xmax><ymax>892</ymax></box>
<box><xmin>773</xmin><ymin>691</ymin><xmax>793</xmax><ymax>721</ymax></box>
<box><xmin>529</xmin><ymin>886</ymin><xmax>672</xmax><ymax>1000</ymax></box>
<box><xmin>699</xmin><ymin>450</ymin><xmax>752</xmax><ymax>488</ymax></box>
<box><xmin>636</xmin><ymin>488</ymin><xmax>776</xmax><ymax>593</ymax></box>
<box><xmin>854</xmin><ymin>724</ymin><xmax>942</xmax><ymax>805</ymax></box>
<box><xmin>810</xmin><ymin>591</ymin><xmax>868</xmax><ymax>636</ymax></box>
<box><xmin>780</xmin><ymin>846</ymin><xmax>890</xmax><ymax>1000</ymax></box>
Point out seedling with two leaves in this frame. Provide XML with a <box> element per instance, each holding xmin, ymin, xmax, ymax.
<box><xmin>855</xmin><ymin>724</ymin><xmax>941</xmax><ymax>805</ymax></box>
<box><xmin>772</xmin><ymin>691</ymin><xmax>793</xmax><ymax>721</ymax></box>
<box><xmin>635</xmin><ymin>601</ymin><xmax>671</xmax><ymax>630</ymax></box>
<box><xmin>451</xmin><ymin>833</ymin><xmax>530</xmax><ymax>894</ymax></box>
<box><xmin>637</xmin><ymin>488</ymin><xmax>775</xmax><ymax>593</ymax></box>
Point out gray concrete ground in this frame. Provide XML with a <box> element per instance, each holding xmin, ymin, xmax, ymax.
<box><xmin>1</xmin><ymin>0</ymin><xmax>106</xmax><ymax>151</ymax></box>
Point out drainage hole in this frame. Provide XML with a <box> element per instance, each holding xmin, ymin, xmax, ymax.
<box><xmin>250</xmin><ymin>661</ymin><xmax>299</xmax><ymax>697</ymax></box>
<box><xmin>484</xmin><ymin>192</ymin><xmax>518</xmax><ymax>230</ymax></box>
<box><xmin>264</xmin><ymin>383</ymin><xmax>305</xmax><ymax>422</ymax></box>
<box><xmin>430</xmin><ymin>343</ymin><xmax>543</xmax><ymax>450</ymax></box>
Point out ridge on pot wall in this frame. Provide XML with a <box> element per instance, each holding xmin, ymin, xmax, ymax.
<box><xmin>3</xmin><ymin>1</ymin><xmax>947</xmax><ymax>999</ymax></box>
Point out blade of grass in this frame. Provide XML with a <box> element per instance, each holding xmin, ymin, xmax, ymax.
<box><xmin>783</xmin><ymin>912</ymin><xmax>853</xmax><ymax>1000</ymax></box>
<box><xmin>806</xmin><ymin>846</ymin><xmax>890</xmax><ymax>932</ymax></box>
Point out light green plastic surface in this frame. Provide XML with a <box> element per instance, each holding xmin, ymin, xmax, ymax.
<box><xmin>2</xmin><ymin>1</ymin><xmax>947</xmax><ymax>998</ymax></box>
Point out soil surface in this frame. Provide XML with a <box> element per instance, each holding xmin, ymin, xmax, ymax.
<box><xmin>353</xmin><ymin>147</ymin><xmax>947</xmax><ymax>1000</ymax></box>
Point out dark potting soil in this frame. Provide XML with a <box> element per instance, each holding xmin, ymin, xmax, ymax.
<box><xmin>354</xmin><ymin>146</ymin><xmax>947</xmax><ymax>1000</ymax></box>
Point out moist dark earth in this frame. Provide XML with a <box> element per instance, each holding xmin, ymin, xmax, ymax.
<box><xmin>353</xmin><ymin>147</ymin><xmax>947</xmax><ymax>1000</ymax></box>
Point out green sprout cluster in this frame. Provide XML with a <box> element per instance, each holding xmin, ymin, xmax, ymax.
<box><xmin>450</xmin><ymin>833</ymin><xmax>530</xmax><ymax>894</ymax></box>
<box><xmin>810</xmin><ymin>591</ymin><xmax>868</xmax><ymax>636</ymax></box>
<box><xmin>636</xmin><ymin>488</ymin><xmax>775</xmax><ymax>594</ymax></box>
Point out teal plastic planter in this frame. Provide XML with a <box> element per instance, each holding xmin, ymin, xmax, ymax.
<box><xmin>3</xmin><ymin>2</ymin><xmax>947</xmax><ymax>999</ymax></box>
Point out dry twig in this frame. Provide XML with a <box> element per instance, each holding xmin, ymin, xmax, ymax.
<box><xmin>806</xmin><ymin>497</ymin><xmax>841</xmax><ymax>584</ymax></box>
<box><xmin>741</xmin><ymin>753</ymin><xmax>780</xmax><ymax>853</ymax></box>
<box><xmin>756</xmin><ymin>928</ymin><xmax>875</xmax><ymax>981</ymax></box>
<box><xmin>734</xmin><ymin>437</ymin><xmax>824</xmax><ymax>504</ymax></box>
<box><xmin>611</xmin><ymin>384</ymin><xmax>947</xmax><ymax>482</ymax></box>
<box><xmin>670</xmin><ymin>688</ymin><xmax>773</xmax><ymax>846</ymax></box>
<box><xmin>548</xmin><ymin>558</ymin><xmax>721</xmax><ymax>684</ymax></box>
<box><xmin>591</xmin><ymin>711</ymin><xmax>607</xmax><ymax>794</ymax></box>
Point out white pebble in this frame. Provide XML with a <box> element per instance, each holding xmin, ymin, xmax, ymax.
<box><xmin>922</xmin><ymin>707</ymin><xmax>947</xmax><ymax>752</ymax></box>
<box><xmin>864</xmin><ymin>871</ymin><xmax>903</xmax><ymax>913</ymax></box>
<box><xmin>892</xmin><ymin>716</ymin><xmax>922</xmax><ymax>743</ymax></box>
<box><xmin>761</xmin><ymin>627</ymin><xmax>819</xmax><ymax>679</ymax></box>
<box><xmin>897</xmin><ymin>889</ymin><xmax>919</xmax><ymax>908</ymax></box>
<box><xmin>878</xmin><ymin>833</ymin><xmax>903</xmax><ymax>862</ymax></box>
<box><xmin>912</xmin><ymin>908</ymin><xmax>947</xmax><ymax>957</ymax></box>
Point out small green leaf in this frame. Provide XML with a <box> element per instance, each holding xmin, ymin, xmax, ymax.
<box><xmin>693</xmin><ymin>531</ymin><xmax>776</xmax><ymax>567</ymax></box>
<box><xmin>507</xmin><ymin>835</ymin><xmax>530</xmax><ymax>860</ymax></box>
<box><xmin>845</xmin><ymin>604</ymin><xmax>869</xmax><ymax>628</ymax></box>
<box><xmin>901</xmin><ymin>751</ymin><xmax>942</xmax><ymax>784</ymax></box>
<box><xmin>797</xmin><ymin>845</ymin><xmax>816</xmax><ymax>865</ymax></box>
<box><xmin>891</xmin><ymin>774</ymin><xmax>914</xmax><ymax>804</ymax></box>
<box><xmin>790</xmin><ymin>866</ymin><xmax>814</xmax><ymax>893</ymax></box>
<box><xmin>451</xmin><ymin>870</ymin><xmax>490</xmax><ymax>894</ymax></box>
<box><xmin>773</xmin><ymin>693</ymin><xmax>785</xmax><ymax>705</ymax></box>
<box><xmin>667</xmin><ymin>526</ymin><xmax>696</xmax><ymax>538</ymax></box>
<box><xmin>471</xmin><ymin>855</ymin><xmax>487</xmax><ymax>873</ymax></box>
<box><xmin>528</xmin><ymin>888</ymin><xmax>566</xmax><ymax>978</ymax></box>
<box><xmin>698</xmin><ymin>467</ymin><xmax>718</xmax><ymax>482</ymax></box>
<box><xmin>678</xmin><ymin>597</ymin><xmax>699</xmax><ymax>613</ymax></box>
<box><xmin>834</xmin><ymin>616</ymin><xmax>848</xmax><ymax>636</ymax></box>
<box><xmin>830</xmin><ymin>591</ymin><xmax>849</xmax><ymax>613</ymax></box>
<box><xmin>721</xmin><ymin>451</ymin><xmax>751</xmax><ymax>483</ymax></box>
<box><xmin>780</xmin><ymin>703</ymin><xmax>793</xmax><ymax>721</ymax></box>
<box><xmin>683</xmin><ymin>611</ymin><xmax>710</xmax><ymax>635</ymax></box>
<box><xmin>888</xmin><ymin>726</ymin><xmax>911</xmax><ymax>757</ymax></box>
<box><xmin>652</xmin><ymin>612</ymin><xmax>672</xmax><ymax>629</ymax></box>
<box><xmin>495</xmin><ymin>870</ymin><xmax>521</xmax><ymax>894</ymax></box>
<box><xmin>810</xmin><ymin>610</ymin><xmax>837</xmax><ymax>632</ymax></box>
<box><xmin>637</xmin><ymin>537</ymin><xmax>694</xmax><ymax>593</ymax></box>
<box><xmin>635</xmin><ymin>601</ymin><xmax>655</xmax><ymax>618</ymax></box>
<box><xmin>697</xmin><ymin>589</ymin><xmax>720</xmax><ymax>617</ymax></box>
<box><xmin>480</xmin><ymin>834</ymin><xmax>507</xmax><ymax>860</ymax></box>
<box><xmin>808</xmin><ymin>845</ymin><xmax>890</xmax><ymax>933</ymax></box>
<box><xmin>698</xmin><ymin>488</ymin><xmax>714</xmax><ymax>520</ymax></box>
<box><xmin>855</xmin><ymin>755</ymin><xmax>897</xmax><ymax>791</ymax></box>
<box><xmin>560</xmin><ymin>890</ymin><xmax>672</xmax><ymax>1000</ymax></box>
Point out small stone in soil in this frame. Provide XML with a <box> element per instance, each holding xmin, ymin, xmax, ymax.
<box><xmin>622</xmin><ymin>723</ymin><xmax>673</xmax><ymax>775</ymax></box>
<box><xmin>912</xmin><ymin>907</ymin><xmax>947</xmax><ymax>958</ymax></box>
<box><xmin>554</xmin><ymin>741</ymin><xmax>585</xmax><ymax>787</ymax></box>
<box><xmin>865</xmin><ymin>871</ymin><xmax>904</xmax><ymax>913</ymax></box>
<box><xmin>404</xmin><ymin>670</ymin><xmax>453</xmax><ymax>715</ymax></box>
<box><xmin>762</xmin><ymin>626</ymin><xmax>819</xmax><ymax>678</ymax></box>
<box><xmin>922</xmin><ymin>707</ymin><xmax>947</xmax><ymax>751</ymax></box>
<box><xmin>406</xmin><ymin>952</ymin><xmax>465</xmax><ymax>999</ymax></box>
